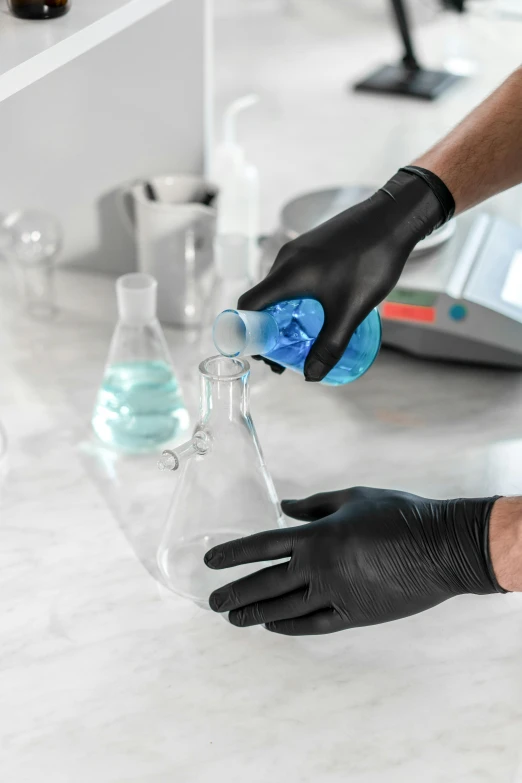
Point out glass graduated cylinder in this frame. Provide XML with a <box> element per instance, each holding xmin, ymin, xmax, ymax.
<box><xmin>213</xmin><ymin>299</ymin><xmax>382</xmax><ymax>385</ymax></box>
<box><xmin>157</xmin><ymin>356</ymin><xmax>285</xmax><ymax>609</ymax></box>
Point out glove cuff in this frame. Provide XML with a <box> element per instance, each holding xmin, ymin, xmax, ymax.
<box><xmin>482</xmin><ymin>496</ymin><xmax>508</xmax><ymax>595</ymax></box>
<box><xmin>399</xmin><ymin>165</ymin><xmax>456</xmax><ymax>225</ymax></box>
<box><xmin>446</xmin><ymin>496</ymin><xmax>507</xmax><ymax>596</ymax></box>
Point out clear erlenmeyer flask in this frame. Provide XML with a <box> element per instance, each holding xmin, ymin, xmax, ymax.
<box><xmin>92</xmin><ymin>273</ymin><xmax>189</xmax><ymax>452</ymax></box>
<box><xmin>157</xmin><ymin>355</ymin><xmax>284</xmax><ymax>608</ymax></box>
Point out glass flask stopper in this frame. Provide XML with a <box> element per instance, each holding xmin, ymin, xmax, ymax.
<box><xmin>92</xmin><ymin>273</ymin><xmax>189</xmax><ymax>453</ymax></box>
<box><xmin>157</xmin><ymin>356</ymin><xmax>284</xmax><ymax>609</ymax></box>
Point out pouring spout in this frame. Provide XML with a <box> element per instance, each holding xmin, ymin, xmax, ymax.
<box><xmin>158</xmin><ymin>429</ymin><xmax>212</xmax><ymax>472</ymax></box>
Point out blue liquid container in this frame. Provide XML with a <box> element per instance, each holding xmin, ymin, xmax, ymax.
<box><xmin>92</xmin><ymin>273</ymin><xmax>190</xmax><ymax>452</ymax></box>
<box><xmin>213</xmin><ymin>299</ymin><xmax>381</xmax><ymax>386</ymax></box>
<box><xmin>92</xmin><ymin>360</ymin><xmax>189</xmax><ymax>452</ymax></box>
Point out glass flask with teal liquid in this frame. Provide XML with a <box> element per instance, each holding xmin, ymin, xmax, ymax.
<box><xmin>92</xmin><ymin>273</ymin><xmax>189</xmax><ymax>452</ymax></box>
<box><xmin>213</xmin><ymin>299</ymin><xmax>381</xmax><ymax>385</ymax></box>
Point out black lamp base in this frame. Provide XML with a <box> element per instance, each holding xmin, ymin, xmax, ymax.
<box><xmin>354</xmin><ymin>63</ymin><xmax>463</xmax><ymax>101</ymax></box>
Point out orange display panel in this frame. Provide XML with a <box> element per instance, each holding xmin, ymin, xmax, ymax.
<box><xmin>382</xmin><ymin>301</ymin><xmax>436</xmax><ymax>324</ymax></box>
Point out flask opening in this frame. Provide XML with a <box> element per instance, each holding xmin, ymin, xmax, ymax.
<box><xmin>213</xmin><ymin>309</ymin><xmax>278</xmax><ymax>358</ymax></box>
<box><xmin>199</xmin><ymin>355</ymin><xmax>250</xmax><ymax>380</ymax></box>
<box><xmin>212</xmin><ymin>311</ymin><xmax>247</xmax><ymax>358</ymax></box>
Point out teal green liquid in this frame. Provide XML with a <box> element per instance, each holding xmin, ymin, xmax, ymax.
<box><xmin>92</xmin><ymin>360</ymin><xmax>189</xmax><ymax>453</ymax></box>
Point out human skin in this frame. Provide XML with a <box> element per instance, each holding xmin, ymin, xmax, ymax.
<box><xmin>414</xmin><ymin>66</ymin><xmax>522</xmax><ymax>213</ymax></box>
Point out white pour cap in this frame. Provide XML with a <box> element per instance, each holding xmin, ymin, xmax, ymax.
<box><xmin>117</xmin><ymin>273</ymin><xmax>157</xmax><ymax>325</ymax></box>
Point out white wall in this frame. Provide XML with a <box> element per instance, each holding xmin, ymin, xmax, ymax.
<box><xmin>0</xmin><ymin>0</ymin><xmax>209</xmax><ymax>274</ymax></box>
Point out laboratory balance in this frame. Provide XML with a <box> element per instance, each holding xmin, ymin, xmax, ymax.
<box><xmin>260</xmin><ymin>187</ymin><xmax>522</xmax><ymax>369</ymax></box>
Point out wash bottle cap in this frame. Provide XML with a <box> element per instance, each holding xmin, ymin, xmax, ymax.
<box><xmin>117</xmin><ymin>273</ymin><xmax>157</xmax><ymax>325</ymax></box>
<box><xmin>213</xmin><ymin>309</ymin><xmax>279</xmax><ymax>358</ymax></box>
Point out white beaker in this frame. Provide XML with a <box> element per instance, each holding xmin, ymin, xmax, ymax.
<box><xmin>119</xmin><ymin>175</ymin><xmax>217</xmax><ymax>328</ymax></box>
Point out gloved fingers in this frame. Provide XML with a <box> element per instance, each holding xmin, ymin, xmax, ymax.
<box><xmin>228</xmin><ymin>588</ymin><xmax>322</xmax><ymax>628</ymax></box>
<box><xmin>205</xmin><ymin>527</ymin><xmax>295</xmax><ymax>570</ymax></box>
<box><xmin>303</xmin><ymin>311</ymin><xmax>360</xmax><ymax>383</ymax></box>
<box><xmin>237</xmin><ymin>269</ymin><xmax>298</xmax><ymax>312</ymax></box>
<box><xmin>208</xmin><ymin>562</ymin><xmax>304</xmax><ymax>613</ymax></box>
<box><xmin>251</xmin><ymin>355</ymin><xmax>286</xmax><ymax>375</ymax></box>
<box><xmin>282</xmin><ymin>491</ymin><xmax>347</xmax><ymax>522</ymax></box>
<box><xmin>265</xmin><ymin>608</ymin><xmax>344</xmax><ymax>636</ymax></box>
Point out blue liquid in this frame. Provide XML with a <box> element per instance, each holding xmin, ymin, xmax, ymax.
<box><xmin>264</xmin><ymin>300</ymin><xmax>381</xmax><ymax>386</ymax></box>
<box><xmin>92</xmin><ymin>360</ymin><xmax>189</xmax><ymax>452</ymax></box>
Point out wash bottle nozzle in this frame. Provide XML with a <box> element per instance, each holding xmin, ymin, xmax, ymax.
<box><xmin>222</xmin><ymin>94</ymin><xmax>259</xmax><ymax>149</ymax></box>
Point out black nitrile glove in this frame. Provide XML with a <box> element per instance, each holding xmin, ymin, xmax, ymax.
<box><xmin>205</xmin><ymin>487</ymin><xmax>504</xmax><ymax>636</ymax></box>
<box><xmin>239</xmin><ymin>167</ymin><xmax>454</xmax><ymax>382</ymax></box>
<box><xmin>251</xmin><ymin>355</ymin><xmax>286</xmax><ymax>374</ymax></box>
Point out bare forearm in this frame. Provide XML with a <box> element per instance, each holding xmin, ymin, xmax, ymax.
<box><xmin>489</xmin><ymin>496</ymin><xmax>522</xmax><ymax>592</ymax></box>
<box><xmin>414</xmin><ymin>66</ymin><xmax>522</xmax><ymax>214</ymax></box>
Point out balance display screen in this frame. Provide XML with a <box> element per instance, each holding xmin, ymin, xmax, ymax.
<box><xmin>382</xmin><ymin>289</ymin><xmax>437</xmax><ymax>323</ymax></box>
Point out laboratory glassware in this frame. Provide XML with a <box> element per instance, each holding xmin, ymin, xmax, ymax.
<box><xmin>157</xmin><ymin>355</ymin><xmax>284</xmax><ymax>609</ymax></box>
<box><xmin>119</xmin><ymin>175</ymin><xmax>216</xmax><ymax>327</ymax></box>
<box><xmin>213</xmin><ymin>300</ymin><xmax>382</xmax><ymax>386</ymax></box>
<box><xmin>197</xmin><ymin>230</ymin><xmax>268</xmax><ymax>387</ymax></box>
<box><xmin>212</xmin><ymin>95</ymin><xmax>260</xmax><ymax>283</ymax></box>
<box><xmin>0</xmin><ymin>210</ymin><xmax>62</xmax><ymax>319</ymax></box>
<box><xmin>8</xmin><ymin>0</ymin><xmax>70</xmax><ymax>18</ymax></box>
<box><xmin>92</xmin><ymin>273</ymin><xmax>189</xmax><ymax>453</ymax></box>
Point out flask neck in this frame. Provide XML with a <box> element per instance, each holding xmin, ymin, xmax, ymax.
<box><xmin>157</xmin><ymin>356</ymin><xmax>251</xmax><ymax>473</ymax></box>
<box><xmin>200</xmin><ymin>357</ymin><xmax>250</xmax><ymax>423</ymax></box>
<box><xmin>213</xmin><ymin>309</ymin><xmax>279</xmax><ymax>358</ymax></box>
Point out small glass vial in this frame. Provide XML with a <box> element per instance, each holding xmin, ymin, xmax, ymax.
<box><xmin>8</xmin><ymin>0</ymin><xmax>71</xmax><ymax>19</ymax></box>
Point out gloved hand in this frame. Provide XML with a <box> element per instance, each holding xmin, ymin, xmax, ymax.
<box><xmin>239</xmin><ymin>167</ymin><xmax>454</xmax><ymax>382</ymax></box>
<box><xmin>251</xmin><ymin>355</ymin><xmax>286</xmax><ymax>375</ymax></box>
<box><xmin>205</xmin><ymin>487</ymin><xmax>504</xmax><ymax>635</ymax></box>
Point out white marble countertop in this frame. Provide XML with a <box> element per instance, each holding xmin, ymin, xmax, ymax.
<box><xmin>1</xmin><ymin>260</ymin><xmax>522</xmax><ymax>783</ymax></box>
<box><xmin>2</xmin><ymin>5</ymin><xmax>522</xmax><ymax>781</ymax></box>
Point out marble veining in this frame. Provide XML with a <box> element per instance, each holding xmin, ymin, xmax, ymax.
<box><xmin>2</xmin><ymin>4</ymin><xmax>522</xmax><ymax>781</ymax></box>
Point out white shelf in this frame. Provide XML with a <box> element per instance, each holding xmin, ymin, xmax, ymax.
<box><xmin>0</xmin><ymin>0</ymin><xmax>173</xmax><ymax>103</ymax></box>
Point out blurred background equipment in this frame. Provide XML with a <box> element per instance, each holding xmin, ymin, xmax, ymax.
<box><xmin>354</xmin><ymin>0</ymin><xmax>464</xmax><ymax>99</ymax></box>
<box><xmin>7</xmin><ymin>0</ymin><xmax>71</xmax><ymax>19</ymax></box>
<box><xmin>119</xmin><ymin>174</ymin><xmax>217</xmax><ymax>328</ymax></box>
<box><xmin>0</xmin><ymin>0</ymin><xmax>208</xmax><ymax>274</ymax></box>
<box><xmin>380</xmin><ymin>213</ymin><xmax>522</xmax><ymax>367</ymax></box>
<box><xmin>211</xmin><ymin>94</ymin><xmax>260</xmax><ymax>284</ymax></box>
<box><xmin>443</xmin><ymin>0</ymin><xmax>465</xmax><ymax>11</ymax></box>
<box><xmin>0</xmin><ymin>210</ymin><xmax>62</xmax><ymax>319</ymax></box>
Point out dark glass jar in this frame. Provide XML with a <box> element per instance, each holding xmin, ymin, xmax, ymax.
<box><xmin>8</xmin><ymin>0</ymin><xmax>71</xmax><ymax>19</ymax></box>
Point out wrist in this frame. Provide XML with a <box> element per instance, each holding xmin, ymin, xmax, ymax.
<box><xmin>378</xmin><ymin>169</ymin><xmax>446</xmax><ymax>244</ymax></box>
<box><xmin>399</xmin><ymin>166</ymin><xmax>455</xmax><ymax>226</ymax></box>
<box><xmin>489</xmin><ymin>497</ymin><xmax>522</xmax><ymax>592</ymax></box>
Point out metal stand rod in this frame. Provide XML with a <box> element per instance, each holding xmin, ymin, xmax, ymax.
<box><xmin>390</xmin><ymin>0</ymin><xmax>420</xmax><ymax>70</ymax></box>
